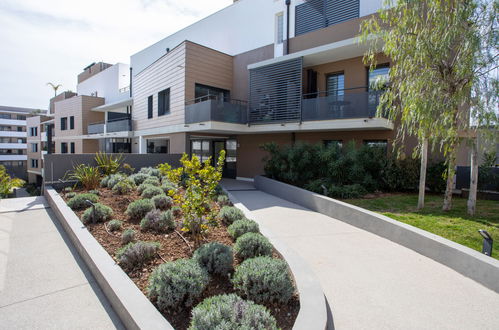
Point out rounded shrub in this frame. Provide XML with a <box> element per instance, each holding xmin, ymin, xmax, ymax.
<box><xmin>107</xmin><ymin>219</ymin><xmax>122</xmax><ymax>231</ymax></box>
<box><xmin>227</xmin><ymin>218</ymin><xmax>259</xmax><ymax>240</ymax></box>
<box><xmin>100</xmin><ymin>175</ymin><xmax>110</xmax><ymax>188</ymax></box>
<box><xmin>65</xmin><ymin>192</ymin><xmax>76</xmax><ymax>199</ymax></box>
<box><xmin>121</xmin><ymin>228</ymin><xmax>136</xmax><ymax>244</ymax></box>
<box><xmin>137</xmin><ymin>183</ymin><xmax>155</xmax><ymax>195</ymax></box>
<box><xmin>130</xmin><ymin>173</ymin><xmax>150</xmax><ymax>186</ymax></box>
<box><xmin>232</xmin><ymin>256</ymin><xmax>294</xmax><ymax>305</ymax></box>
<box><xmin>147</xmin><ymin>259</ymin><xmax>209</xmax><ymax>311</ymax></box>
<box><xmin>151</xmin><ymin>194</ymin><xmax>173</xmax><ymax>210</ymax></box>
<box><xmin>142</xmin><ymin>176</ymin><xmax>160</xmax><ymax>186</ymax></box>
<box><xmin>216</xmin><ymin>195</ymin><xmax>231</xmax><ymax>206</ymax></box>
<box><xmin>88</xmin><ymin>189</ymin><xmax>100</xmax><ymax>196</ymax></box>
<box><xmin>189</xmin><ymin>294</ymin><xmax>278</xmax><ymax>330</ymax></box>
<box><xmin>116</xmin><ymin>241</ymin><xmax>160</xmax><ymax>270</ymax></box>
<box><xmin>234</xmin><ymin>233</ymin><xmax>272</xmax><ymax>260</ymax></box>
<box><xmin>140</xmin><ymin>209</ymin><xmax>174</xmax><ymax>232</ymax></box>
<box><xmin>107</xmin><ymin>174</ymin><xmax>126</xmax><ymax>190</ymax></box>
<box><xmin>171</xmin><ymin>206</ymin><xmax>182</xmax><ymax>218</ymax></box>
<box><xmin>126</xmin><ymin>199</ymin><xmax>154</xmax><ymax>220</ymax></box>
<box><xmin>141</xmin><ymin>186</ymin><xmax>164</xmax><ymax>199</ymax></box>
<box><xmin>140</xmin><ymin>167</ymin><xmax>161</xmax><ymax>177</ymax></box>
<box><xmin>112</xmin><ymin>180</ymin><xmax>135</xmax><ymax>195</ymax></box>
<box><xmin>192</xmin><ymin>242</ymin><xmax>233</xmax><ymax>276</ymax></box>
<box><xmin>63</xmin><ymin>186</ymin><xmax>73</xmax><ymax>193</ymax></box>
<box><xmin>67</xmin><ymin>193</ymin><xmax>99</xmax><ymax>210</ymax></box>
<box><xmin>161</xmin><ymin>181</ymin><xmax>177</xmax><ymax>194</ymax></box>
<box><xmin>81</xmin><ymin>203</ymin><xmax>113</xmax><ymax>224</ymax></box>
<box><xmin>218</xmin><ymin>206</ymin><xmax>245</xmax><ymax>225</ymax></box>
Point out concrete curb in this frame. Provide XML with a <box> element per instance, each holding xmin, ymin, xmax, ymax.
<box><xmin>254</xmin><ymin>176</ymin><xmax>499</xmax><ymax>294</ymax></box>
<box><xmin>224</xmin><ymin>188</ymin><xmax>329</xmax><ymax>330</ymax></box>
<box><xmin>44</xmin><ymin>186</ymin><xmax>173</xmax><ymax>330</ymax></box>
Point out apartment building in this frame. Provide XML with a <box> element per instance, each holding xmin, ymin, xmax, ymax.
<box><xmin>0</xmin><ymin>105</ymin><xmax>45</xmax><ymax>179</ymax></box>
<box><xmin>26</xmin><ymin>115</ymin><xmax>54</xmax><ymax>184</ymax></box>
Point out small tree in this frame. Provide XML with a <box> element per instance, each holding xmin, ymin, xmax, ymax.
<box><xmin>0</xmin><ymin>165</ymin><xmax>25</xmax><ymax>198</ymax></box>
<box><xmin>158</xmin><ymin>151</ymin><xmax>225</xmax><ymax>247</ymax></box>
<box><xmin>46</xmin><ymin>82</ymin><xmax>62</xmax><ymax>97</ymax></box>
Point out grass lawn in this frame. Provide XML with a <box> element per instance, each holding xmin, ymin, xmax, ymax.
<box><xmin>343</xmin><ymin>194</ymin><xmax>499</xmax><ymax>260</ymax></box>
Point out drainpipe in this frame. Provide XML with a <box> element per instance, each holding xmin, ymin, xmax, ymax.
<box><xmin>129</xmin><ymin>67</ymin><xmax>132</xmax><ymax>98</ymax></box>
<box><xmin>285</xmin><ymin>0</ymin><xmax>291</xmax><ymax>55</ymax></box>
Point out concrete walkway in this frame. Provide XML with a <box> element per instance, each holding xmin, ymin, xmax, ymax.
<box><xmin>222</xmin><ymin>179</ymin><xmax>499</xmax><ymax>330</ymax></box>
<box><xmin>0</xmin><ymin>197</ymin><xmax>123</xmax><ymax>329</ymax></box>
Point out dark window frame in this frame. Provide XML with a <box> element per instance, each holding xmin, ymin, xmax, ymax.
<box><xmin>69</xmin><ymin>116</ymin><xmax>75</xmax><ymax>130</ymax></box>
<box><xmin>61</xmin><ymin>117</ymin><xmax>68</xmax><ymax>130</ymax></box>
<box><xmin>326</xmin><ymin>71</ymin><xmax>345</xmax><ymax>96</ymax></box>
<box><xmin>61</xmin><ymin>142</ymin><xmax>68</xmax><ymax>154</ymax></box>
<box><xmin>366</xmin><ymin>63</ymin><xmax>390</xmax><ymax>91</ymax></box>
<box><xmin>147</xmin><ymin>95</ymin><xmax>153</xmax><ymax>119</ymax></box>
<box><xmin>70</xmin><ymin>142</ymin><xmax>75</xmax><ymax>154</ymax></box>
<box><xmin>158</xmin><ymin>88</ymin><xmax>170</xmax><ymax>116</ymax></box>
<box><xmin>323</xmin><ymin>139</ymin><xmax>343</xmax><ymax>148</ymax></box>
<box><xmin>363</xmin><ymin>139</ymin><xmax>388</xmax><ymax>150</ymax></box>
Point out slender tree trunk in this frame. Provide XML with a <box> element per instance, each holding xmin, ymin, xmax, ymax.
<box><xmin>467</xmin><ymin>137</ymin><xmax>478</xmax><ymax>216</ymax></box>
<box><xmin>442</xmin><ymin>150</ymin><xmax>457</xmax><ymax>211</ymax></box>
<box><xmin>417</xmin><ymin>138</ymin><xmax>428</xmax><ymax>209</ymax></box>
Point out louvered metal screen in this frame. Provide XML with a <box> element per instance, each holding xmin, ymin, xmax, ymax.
<box><xmin>295</xmin><ymin>0</ymin><xmax>360</xmax><ymax>36</ymax></box>
<box><xmin>249</xmin><ymin>57</ymin><xmax>303</xmax><ymax>124</ymax></box>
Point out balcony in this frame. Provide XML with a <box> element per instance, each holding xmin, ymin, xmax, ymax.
<box><xmin>87</xmin><ymin>118</ymin><xmax>132</xmax><ymax>135</ymax></box>
<box><xmin>185</xmin><ymin>95</ymin><xmax>248</xmax><ymax>125</ymax></box>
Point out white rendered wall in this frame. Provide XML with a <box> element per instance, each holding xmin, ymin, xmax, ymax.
<box><xmin>77</xmin><ymin>63</ymin><xmax>130</xmax><ymax>104</ymax></box>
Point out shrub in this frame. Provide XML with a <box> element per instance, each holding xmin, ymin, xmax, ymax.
<box><xmin>218</xmin><ymin>206</ymin><xmax>245</xmax><ymax>225</ymax></box>
<box><xmin>65</xmin><ymin>164</ymin><xmax>101</xmax><ymax>190</ymax></box>
<box><xmin>192</xmin><ymin>242</ymin><xmax>233</xmax><ymax>276</ymax></box>
<box><xmin>100</xmin><ymin>175</ymin><xmax>110</xmax><ymax>188</ymax></box>
<box><xmin>327</xmin><ymin>184</ymin><xmax>368</xmax><ymax>199</ymax></box>
<box><xmin>116</xmin><ymin>241</ymin><xmax>160</xmax><ymax>270</ymax></box>
<box><xmin>139</xmin><ymin>167</ymin><xmax>161</xmax><ymax>177</ymax></box>
<box><xmin>151</xmin><ymin>194</ymin><xmax>173</xmax><ymax>210</ymax></box>
<box><xmin>161</xmin><ymin>181</ymin><xmax>177</xmax><ymax>194</ymax></box>
<box><xmin>232</xmin><ymin>256</ymin><xmax>294</xmax><ymax>305</ymax></box>
<box><xmin>143</xmin><ymin>177</ymin><xmax>160</xmax><ymax>186</ymax></box>
<box><xmin>130</xmin><ymin>173</ymin><xmax>150</xmax><ymax>186</ymax></box>
<box><xmin>0</xmin><ymin>165</ymin><xmax>24</xmax><ymax>197</ymax></box>
<box><xmin>171</xmin><ymin>206</ymin><xmax>182</xmax><ymax>217</ymax></box>
<box><xmin>137</xmin><ymin>183</ymin><xmax>155</xmax><ymax>195</ymax></box>
<box><xmin>234</xmin><ymin>233</ymin><xmax>272</xmax><ymax>260</ymax></box>
<box><xmin>126</xmin><ymin>199</ymin><xmax>154</xmax><ymax>220</ymax></box>
<box><xmin>88</xmin><ymin>189</ymin><xmax>100</xmax><ymax>196</ymax></box>
<box><xmin>107</xmin><ymin>220</ymin><xmax>122</xmax><ymax>231</ymax></box>
<box><xmin>189</xmin><ymin>294</ymin><xmax>278</xmax><ymax>330</ymax></box>
<box><xmin>140</xmin><ymin>209</ymin><xmax>174</xmax><ymax>232</ymax></box>
<box><xmin>63</xmin><ymin>187</ymin><xmax>72</xmax><ymax>193</ymax></box>
<box><xmin>147</xmin><ymin>259</ymin><xmax>209</xmax><ymax>311</ymax></box>
<box><xmin>112</xmin><ymin>180</ymin><xmax>135</xmax><ymax>195</ymax></box>
<box><xmin>67</xmin><ymin>193</ymin><xmax>99</xmax><ymax>210</ymax></box>
<box><xmin>95</xmin><ymin>152</ymin><xmax>123</xmax><ymax>176</ymax></box>
<box><xmin>427</xmin><ymin>161</ymin><xmax>447</xmax><ymax>193</ymax></box>
<box><xmin>81</xmin><ymin>203</ymin><xmax>113</xmax><ymax>224</ymax></box>
<box><xmin>216</xmin><ymin>195</ymin><xmax>231</xmax><ymax>206</ymax></box>
<box><xmin>107</xmin><ymin>173</ymin><xmax>126</xmax><ymax>189</ymax></box>
<box><xmin>121</xmin><ymin>229</ymin><xmax>136</xmax><ymax>244</ymax></box>
<box><xmin>228</xmin><ymin>219</ymin><xmax>259</xmax><ymax>240</ymax></box>
<box><xmin>141</xmin><ymin>186</ymin><xmax>164</xmax><ymax>199</ymax></box>
<box><xmin>65</xmin><ymin>192</ymin><xmax>76</xmax><ymax>199</ymax></box>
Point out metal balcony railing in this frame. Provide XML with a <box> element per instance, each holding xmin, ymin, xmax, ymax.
<box><xmin>88</xmin><ymin>122</ymin><xmax>104</xmax><ymax>134</ymax></box>
<box><xmin>185</xmin><ymin>95</ymin><xmax>248</xmax><ymax>124</ymax></box>
<box><xmin>87</xmin><ymin>117</ymin><xmax>131</xmax><ymax>134</ymax></box>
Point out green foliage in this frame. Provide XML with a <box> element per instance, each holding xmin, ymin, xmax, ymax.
<box><xmin>161</xmin><ymin>181</ymin><xmax>177</xmax><ymax>194</ymax></box>
<box><xmin>189</xmin><ymin>294</ymin><xmax>278</xmax><ymax>330</ymax></box>
<box><xmin>0</xmin><ymin>165</ymin><xmax>24</xmax><ymax>197</ymax></box>
<box><xmin>192</xmin><ymin>242</ymin><xmax>233</xmax><ymax>276</ymax></box>
<box><xmin>141</xmin><ymin>186</ymin><xmax>164</xmax><ymax>199</ymax></box>
<box><xmin>94</xmin><ymin>152</ymin><xmax>123</xmax><ymax>176</ymax></box>
<box><xmin>116</xmin><ymin>241</ymin><xmax>159</xmax><ymax>270</ymax></box>
<box><xmin>112</xmin><ymin>180</ymin><xmax>136</xmax><ymax>195</ymax></box>
<box><xmin>143</xmin><ymin>176</ymin><xmax>160</xmax><ymax>186</ymax></box>
<box><xmin>107</xmin><ymin>220</ymin><xmax>122</xmax><ymax>231</ymax></box>
<box><xmin>65</xmin><ymin>164</ymin><xmax>101</xmax><ymax>190</ymax></box>
<box><xmin>137</xmin><ymin>183</ymin><xmax>155</xmax><ymax>195</ymax></box>
<box><xmin>66</xmin><ymin>193</ymin><xmax>99</xmax><ymax>210</ymax></box>
<box><xmin>234</xmin><ymin>233</ymin><xmax>272</xmax><ymax>261</ymax></box>
<box><xmin>159</xmin><ymin>152</ymin><xmax>225</xmax><ymax>246</ymax></box>
<box><xmin>126</xmin><ymin>199</ymin><xmax>154</xmax><ymax>220</ymax></box>
<box><xmin>426</xmin><ymin>162</ymin><xmax>447</xmax><ymax>193</ymax></box>
<box><xmin>140</xmin><ymin>209</ymin><xmax>175</xmax><ymax>232</ymax></box>
<box><xmin>122</xmin><ymin>163</ymin><xmax>135</xmax><ymax>175</ymax></box>
<box><xmin>140</xmin><ymin>167</ymin><xmax>161</xmax><ymax>177</ymax></box>
<box><xmin>130</xmin><ymin>173</ymin><xmax>150</xmax><ymax>186</ymax></box>
<box><xmin>88</xmin><ymin>189</ymin><xmax>100</xmax><ymax>196</ymax></box>
<box><xmin>65</xmin><ymin>192</ymin><xmax>76</xmax><ymax>199</ymax></box>
<box><xmin>64</xmin><ymin>187</ymin><xmax>73</xmax><ymax>193</ymax></box>
<box><xmin>147</xmin><ymin>259</ymin><xmax>209</xmax><ymax>311</ymax></box>
<box><xmin>121</xmin><ymin>229</ymin><xmax>136</xmax><ymax>244</ymax></box>
<box><xmin>100</xmin><ymin>175</ymin><xmax>110</xmax><ymax>188</ymax></box>
<box><xmin>107</xmin><ymin>173</ymin><xmax>126</xmax><ymax>190</ymax></box>
<box><xmin>218</xmin><ymin>206</ymin><xmax>245</xmax><ymax>225</ymax></box>
<box><xmin>81</xmin><ymin>203</ymin><xmax>113</xmax><ymax>224</ymax></box>
<box><xmin>171</xmin><ymin>206</ymin><xmax>182</xmax><ymax>217</ymax></box>
<box><xmin>328</xmin><ymin>184</ymin><xmax>368</xmax><ymax>199</ymax></box>
<box><xmin>216</xmin><ymin>195</ymin><xmax>231</xmax><ymax>206</ymax></box>
<box><xmin>227</xmin><ymin>219</ymin><xmax>259</xmax><ymax>240</ymax></box>
<box><xmin>232</xmin><ymin>256</ymin><xmax>294</xmax><ymax>305</ymax></box>
<box><xmin>151</xmin><ymin>194</ymin><xmax>173</xmax><ymax>210</ymax></box>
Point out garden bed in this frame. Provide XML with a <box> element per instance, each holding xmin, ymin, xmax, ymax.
<box><xmin>61</xmin><ymin>183</ymin><xmax>299</xmax><ymax>329</ymax></box>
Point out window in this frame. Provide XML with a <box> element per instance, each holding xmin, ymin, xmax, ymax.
<box><xmin>31</xmin><ymin>143</ymin><xmax>38</xmax><ymax>152</ymax></box>
<box><xmin>61</xmin><ymin>142</ymin><xmax>68</xmax><ymax>154</ymax></box>
<box><xmin>147</xmin><ymin>95</ymin><xmax>153</xmax><ymax>119</ymax></box>
<box><xmin>70</xmin><ymin>142</ymin><xmax>75</xmax><ymax>154</ymax></box>
<box><xmin>195</xmin><ymin>84</ymin><xmax>230</xmax><ymax>102</ymax></box>
<box><xmin>31</xmin><ymin>159</ymin><xmax>38</xmax><ymax>168</ymax></box>
<box><xmin>368</xmin><ymin>64</ymin><xmax>390</xmax><ymax>91</ymax></box>
<box><xmin>0</xmin><ymin>114</ymin><xmax>10</xmax><ymax>119</ymax></box>
<box><xmin>146</xmin><ymin>139</ymin><xmax>169</xmax><ymax>154</ymax></box>
<box><xmin>276</xmin><ymin>12</ymin><xmax>284</xmax><ymax>44</ymax></box>
<box><xmin>323</xmin><ymin>140</ymin><xmax>343</xmax><ymax>148</ymax></box>
<box><xmin>17</xmin><ymin>115</ymin><xmax>26</xmax><ymax>120</ymax></box>
<box><xmin>61</xmin><ymin>117</ymin><xmax>67</xmax><ymax>130</ymax></box>
<box><xmin>158</xmin><ymin>89</ymin><xmax>170</xmax><ymax>116</ymax></box>
<box><xmin>364</xmin><ymin>140</ymin><xmax>388</xmax><ymax>150</ymax></box>
<box><xmin>29</xmin><ymin>127</ymin><xmax>38</xmax><ymax>136</ymax></box>
<box><xmin>69</xmin><ymin>116</ymin><xmax>75</xmax><ymax>129</ymax></box>
<box><xmin>191</xmin><ymin>140</ymin><xmax>211</xmax><ymax>162</ymax></box>
<box><xmin>18</xmin><ymin>126</ymin><xmax>24</xmax><ymax>132</ymax></box>
<box><xmin>326</xmin><ymin>72</ymin><xmax>345</xmax><ymax>96</ymax></box>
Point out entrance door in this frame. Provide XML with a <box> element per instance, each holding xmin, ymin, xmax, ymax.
<box><xmin>212</xmin><ymin>140</ymin><xmax>236</xmax><ymax>179</ymax></box>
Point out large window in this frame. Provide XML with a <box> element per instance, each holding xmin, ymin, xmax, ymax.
<box><xmin>0</xmin><ymin>114</ymin><xmax>11</xmax><ymax>119</ymax></box>
<box><xmin>61</xmin><ymin>142</ymin><xmax>68</xmax><ymax>154</ymax></box>
<box><xmin>31</xmin><ymin>159</ymin><xmax>38</xmax><ymax>168</ymax></box>
<box><xmin>276</xmin><ymin>12</ymin><xmax>284</xmax><ymax>44</ymax></box>
<box><xmin>368</xmin><ymin>64</ymin><xmax>390</xmax><ymax>91</ymax></box>
<box><xmin>323</xmin><ymin>140</ymin><xmax>343</xmax><ymax>148</ymax></box>
<box><xmin>69</xmin><ymin>116</ymin><xmax>75</xmax><ymax>130</ymax></box>
<box><xmin>61</xmin><ymin>117</ymin><xmax>67</xmax><ymax>130</ymax></box>
<box><xmin>191</xmin><ymin>140</ymin><xmax>211</xmax><ymax>162</ymax></box>
<box><xmin>147</xmin><ymin>139</ymin><xmax>169</xmax><ymax>154</ymax></box>
<box><xmin>194</xmin><ymin>84</ymin><xmax>230</xmax><ymax>102</ymax></box>
<box><xmin>147</xmin><ymin>95</ymin><xmax>153</xmax><ymax>119</ymax></box>
<box><xmin>31</xmin><ymin>143</ymin><xmax>38</xmax><ymax>152</ymax></box>
<box><xmin>158</xmin><ymin>89</ymin><xmax>170</xmax><ymax>116</ymax></box>
<box><xmin>364</xmin><ymin>139</ymin><xmax>388</xmax><ymax>151</ymax></box>
<box><xmin>70</xmin><ymin>142</ymin><xmax>75</xmax><ymax>154</ymax></box>
<box><xmin>326</xmin><ymin>72</ymin><xmax>345</xmax><ymax>96</ymax></box>
<box><xmin>29</xmin><ymin>127</ymin><xmax>38</xmax><ymax>136</ymax></box>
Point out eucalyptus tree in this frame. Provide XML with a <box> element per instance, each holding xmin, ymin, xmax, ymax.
<box><xmin>361</xmin><ymin>0</ymin><xmax>498</xmax><ymax>211</ymax></box>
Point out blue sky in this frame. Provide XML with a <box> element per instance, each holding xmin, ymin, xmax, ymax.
<box><xmin>0</xmin><ymin>0</ymin><xmax>232</xmax><ymax>110</ymax></box>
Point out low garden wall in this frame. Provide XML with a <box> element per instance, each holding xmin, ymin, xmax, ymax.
<box><xmin>254</xmin><ymin>176</ymin><xmax>499</xmax><ymax>294</ymax></box>
<box><xmin>44</xmin><ymin>186</ymin><xmax>173</xmax><ymax>329</ymax></box>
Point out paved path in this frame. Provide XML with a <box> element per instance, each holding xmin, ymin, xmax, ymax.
<box><xmin>222</xmin><ymin>179</ymin><xmax>499</xmax><ymax>330</ymax></box>
<box><xmin>0</xmin><ymin>197</ymin><xmax>123</xmax><ymax>329</ymax></box>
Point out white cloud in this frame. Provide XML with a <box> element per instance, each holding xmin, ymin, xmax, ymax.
<box><xmin>0</xmin><ymin>0</ymin><xmax>232</xmax><ymax>109</ymax></box>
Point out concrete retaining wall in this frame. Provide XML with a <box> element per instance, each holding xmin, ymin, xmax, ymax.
<box><xmin>44</xmin><ymin>186</ymin><xmax>173</xmax><ymax>329</ymax></box>
<box><xmin>255</xmin><ymin>176</ymin><xmax>499</xmax><ymax>294</ymax></box>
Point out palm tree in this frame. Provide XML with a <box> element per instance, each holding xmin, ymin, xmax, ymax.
<box><xmin>46</xmin><ymin>82</ymin><xmax>62</xmax><ymax>97</ymax></box>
